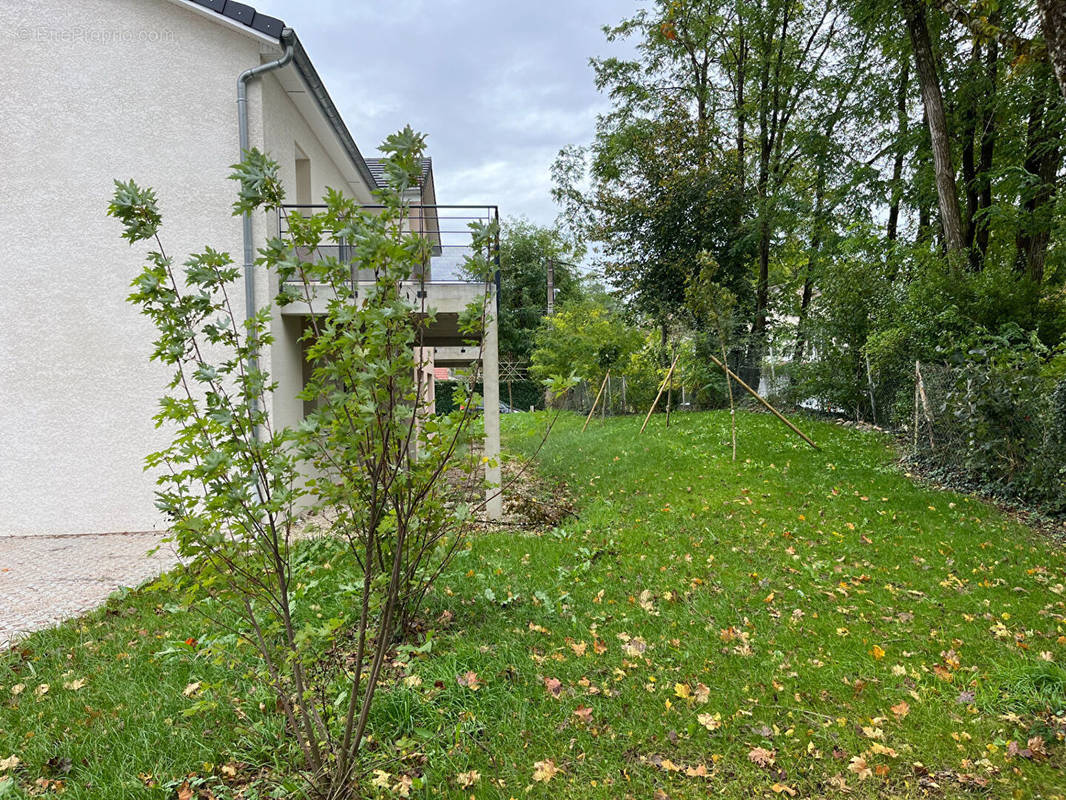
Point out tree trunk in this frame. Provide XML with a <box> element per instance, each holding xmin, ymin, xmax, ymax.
<box><xmin>960</xmin><ymin>44</ymin><xmax>980</xmax><ymax>263</ymax></box>
<box><xmin>974</xmin><ymin>35</ymin><xmax>998</xmax><ymax>262</ymax></box>
<box><xmin>794</xmin><ymin>155</ymin><xmax>827</xmax><ymax>364</ymax></box>
<box><xmin>903</xmin><ymin>0</ymin><xmax>966</xmax><ymax>256</ymax></box>
<box><xmin>887</xmin><ymin>59</ymin><xmax>910</xmax><ymax>243</ymax></box>
<box><xmin>1037</xmin><ymin>0</ymin><xmax>1066</xmax><ymax>101</ymax></box>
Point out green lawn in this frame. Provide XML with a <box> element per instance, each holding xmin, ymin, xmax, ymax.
<box><xmin>2</xmin><ymin>410</ymin><xmax>1064</xmax><ymax>798</ymax></box>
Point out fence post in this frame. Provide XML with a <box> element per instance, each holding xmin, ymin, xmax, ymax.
<box><xmin>913</xmin><ymin>361</ymin><xmax>920</xmax><ymax>454</ymax></box>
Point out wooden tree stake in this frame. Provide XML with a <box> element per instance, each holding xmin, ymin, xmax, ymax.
<box><xmin>640</xmin><ymin>354</ymin><xmax>680</xmax><ymax>434</ymax></box>
<box><xmin>707</xmin><ymin>354</ymin><xmax>819</xmax><ymax>450</ymax></box>
<box><xmin>582</xmin><ymin>370</ymin><xmax>611</xmax><ymax>433</ymax></box>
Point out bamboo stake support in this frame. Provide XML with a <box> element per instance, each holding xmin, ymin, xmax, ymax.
<box><xmin>582</xmin><ymin>370</ymin><xmax>611</xmax><ymax>433</ymax></box>
<box><xmin>707</xmin><ymin>354</ymin><xmax>819</xmax><ymax>450</ymax></box>
<box><xmin>640</xmin><ymin>354</ymin><xmax>680</xmax><ymax>434</ymax></box>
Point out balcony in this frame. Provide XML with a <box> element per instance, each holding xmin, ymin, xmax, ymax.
<box><xmin>276</xmin><ymin>204</ymin><xmax>499</xmax><ymax>349</ymax></box>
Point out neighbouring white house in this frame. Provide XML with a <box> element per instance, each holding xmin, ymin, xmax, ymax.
<box><xmin>1</xmin><ymin>0</ymin><xmax>501</xmax><ymax>537</ymax></box>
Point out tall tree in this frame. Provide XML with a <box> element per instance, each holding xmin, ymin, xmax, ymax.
<box><xmin>901</xmin><ymin>0</ymin><xmax>965</xmax><ymax>255</ymax></box>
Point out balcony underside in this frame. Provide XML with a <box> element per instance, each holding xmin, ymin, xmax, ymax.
<box><xmin>279</xmin><ymin>281</ymin><xmax>491</xmax><ymax>348</ymax></box>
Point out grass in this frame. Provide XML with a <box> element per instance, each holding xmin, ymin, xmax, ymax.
<box><xmin>2</xmin><ymin>410</ymin><xmax>1065</xmax><ymax>798</ymax></box>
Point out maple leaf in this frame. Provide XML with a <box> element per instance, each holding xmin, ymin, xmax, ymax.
<box><xmin>9</xmin><ymin>684</ymin><xmax>24</xmax><ymax>697</ymax></box>
<box><xmin>455</xmin><ymin>770</ymin><xmax>480</xmax><ymax>788</ymax></box>
<box><xmin>532</xmin><ymin>759</ymin><xmax>560</xmax><ymax>782</ymax></box>
<box><xmin>543</xmin><ymin>677</ymin><xmax>563</xmax><ymax>698</ymax></box>
<box><xmin>694</xmin><ymin>683</ymin><xmax>710</xmax><ymax>704</ymax></box>
<box><xmin>177</xmin><ymin>780</ymin><xmax>194</xmax><ymax>800</ymax></box>
<box><xmin>622</xmin><ymin>636</ymin><xmax>648</xmax><ymax>657</ymax></box>
<box><xmin>34</xmin><ymin>683</ymin><xmax>49</xmax><ymax>698</ymax></box>
<box><xmin>0</xmin><ymin>755</ymin><xmax>19</xmax><ymax>772</ymax></box>
<box><xmin>456</xmin><ymin>671</ymin><xmax>481</xmax><ymax>691</ymax></box>
<box><xmin>370</xmin><ymin>770</ymin><xmax>391</xmax><ymax>789</ymax></box>
<box><xmin>63</xmin><ymin>678</ymin><xmax>86</xmax><ymax>691</ymax></box>
<box><xmin>593</xmin><ymin>638</ymin><xmax>608</xmax><ymax>655</ymax></box>
<box><xmin>748</xmin><ymin>747</ymin><xmax>775</xmax><ymax>768</ymax></box>
<box><xmin>890</xmin><ymin>700</ymin><xmax>910</xmax><ymax>719</ymax></box>
<box><xmin>848</xmin><ymin>755</ymin><xmax>872</xmax><ymax>780</ymax></box>
<box><xmin>573</xmin><ymin>705</ymin><xmax>593</xmax><ymax>724</ymax></box>
<box><xmin>697</xmin><ymin>712</ymin><xmax>722</xmax><ymax>731</ymax></box>
<box><xmin>870</xmin><ymin>645</ymin><xmax>885</xmax><ymax>660</ymax></box>
<box><xmin>568</xmin><ymin>639</ymin><xmax>587</xmax><ymax>657</ymax></box>
<box><xmin>674</xmin><ymin>683</ymin><xmax>691</xmax><ymax>700</ymax></box>
<box><xmin>182</xmin><ymin>681</ymin><xmax>201</xmax><ymax>698</ymax></box>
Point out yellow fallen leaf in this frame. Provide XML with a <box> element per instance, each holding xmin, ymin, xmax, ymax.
<box><xmin>456</xmin><ymin>770</ymin><xmax>480</xmax><ymax>788</ymax></box>
<box><xmin>771</xmin><ymin>783</ymin><xmax>797</xmax><ymax>796</ymax></box>
<box><xmin>63</xmin><ymin>678</ymin><xmax>86</xmax><ymax>691</ymax></box>
<box><xmin>697</xmin><ymin>712</ymin><xmax>722</xmax><ymax>731</ymax></box>
<box><xmin>532</xmin><ymin>759</ymin><xmax>560</xmax><ymax>782</ymax></box>
<box><xmin>183</xmin><ymin>681</ymin><xmax>201</xmax><ymax>697</ymax></box>
<box><xmin>0</xmin><ymin>755</ymin><xmax>20</xmax><ymax>772</ymax></box>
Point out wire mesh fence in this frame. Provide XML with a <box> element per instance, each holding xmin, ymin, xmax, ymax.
<box><xmin>909</xmin><ymin>359</ymin><xmax>1066</xmax><ymax>513</ymax></box>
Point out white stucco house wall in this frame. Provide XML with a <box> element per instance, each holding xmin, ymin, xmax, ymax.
<box><xmin>1</xmin><ymin>0</ymin><xmax>500</xmax><ymax>537</ymax></box>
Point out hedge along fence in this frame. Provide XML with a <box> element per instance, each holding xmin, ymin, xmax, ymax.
<box><xmin>910</xmin><ymin>351</ymin><xmax>1066</xmax><ymax>515</ymax></box>
<box><xmin>435</xmin><ymin>379</ymin><xmax>546</xmax><ymax>414</ymax></box>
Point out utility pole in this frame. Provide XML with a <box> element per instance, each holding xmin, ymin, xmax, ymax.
<box><xmin>546</xmin><ymin>257</ymin><xmax>555</xmax><ymax>316</ymax></box>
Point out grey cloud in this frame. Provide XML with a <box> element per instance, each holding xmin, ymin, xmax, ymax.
<box><xmin>249</xmin><ymin>0</ymin><xmax>635</xmax><ymax>225</ymax></box>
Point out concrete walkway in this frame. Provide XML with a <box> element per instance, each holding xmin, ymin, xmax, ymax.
<box><xmin>0</xmin><ymin>532</ymin><xmax>178</xmax><ymax>648</ymax></box>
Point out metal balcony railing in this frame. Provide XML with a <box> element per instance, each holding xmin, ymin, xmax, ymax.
<box><xmin>277</xmin><ymin>204</ymin><xmax>500</xmax><ymax>289</ymax></box>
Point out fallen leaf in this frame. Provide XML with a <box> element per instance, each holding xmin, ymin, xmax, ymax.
<box><xmin>183</xmin><ymin>681</ymin><xmax>201</xmax><ymax>698</ymax></box>
<box><xmin>532</xmin><ymin>759</ymin><xmax>560</xmax><ymax>782</ymax></box>
<box><xmin>697</xmin><ymin>712</ymin><xmax>722</xmax><ymax>731</ymax></box>
<box><xmin>0</xmin><ymin>756</ymin><xmax>19</xmax><ymax>773</ymax></box>
<box><xmin>771</xmin><ymin>783</ymin><xmax>797</xmax><ymax>796</ymax></box>
<box><xmin>543</xmin><ymin>677</ymin><xmax>563</xmax><ymax>698</ymax></box>
<box><xmin>748</xmin><ymin>747</ymin><xmax>775</xmax><ymax>767</ymax></box>
<box><xmin>573</xmin><ymin>705</ymin><xmax>593</xmax><ymax>724</ymax></box>
<box><xmin>890</xmin><ymin>700</ymin><xmax>910</xmax><ymax>719</ymax></box>
<box><xmin>456</xmin><ymin>671</ymin><xmax>481</xmax><ymax>691</ymax></box>
<box><xmin>848</xmin><ymin>755</ymin><xmax>872</xmax><ymax>780</ymax></box>
<box><xmin>63</xmin><ymin>678</ymin><xmax>86</xmax><ymax>691</ymax></box>
<box><xmin>177</xmin><ymin>781</ymin><xmax>194</xmax><ymax>800</ymax></box>
<box><xmin>456</xmin><ymin>770</ymin><xmax>480</xmax><ymax>788</ymax></box>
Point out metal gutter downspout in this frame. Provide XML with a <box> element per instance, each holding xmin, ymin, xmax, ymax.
<box><xmin>238</xmin><ymin>28</ymin><xmax>295</xmax><ymax>439</ymax></box>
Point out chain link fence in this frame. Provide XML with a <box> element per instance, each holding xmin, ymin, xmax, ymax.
<box><xmin>909</xmin><ymin>359</ymin><xmax>1066</xmax><ymax>513</ymax></box>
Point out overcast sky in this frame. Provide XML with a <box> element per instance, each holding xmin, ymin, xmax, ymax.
<box><xmin>248</xmin><ymin>0</ymin><xmax>636</xmax><ymax>227</ymax></box>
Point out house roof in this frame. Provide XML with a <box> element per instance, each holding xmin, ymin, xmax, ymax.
<box><xmin>182</xmin><ymin>0</ymin><xmax>378</xmax><ymax>193</ymax></box>
<box><xmin>363</xmin><ymin>158</ymin><xmax>434</xmax><ymax>192</ymax></box>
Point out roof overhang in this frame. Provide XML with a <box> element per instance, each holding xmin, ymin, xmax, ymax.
<box><xmin>165</xmin><ymin>0</ymin><xmax>378</xmax><ymax>200</ymax></box>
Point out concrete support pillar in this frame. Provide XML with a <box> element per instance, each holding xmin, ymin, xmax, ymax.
<box><xmin>482</xmin><ymin>300</ymin><xmax>503</xmax><ymax>520</ymax></box>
